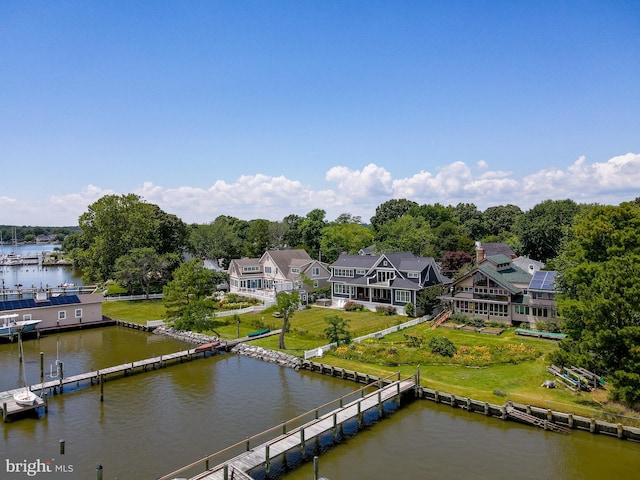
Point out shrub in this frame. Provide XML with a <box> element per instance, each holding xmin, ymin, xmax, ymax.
<box><xmin>404</xmin><ymin>332</ymin><xmax>424</xmax><ymax>348</ymax></box>
<box><xmin>467</xmin><ymin>317</ymin><xmax>485</xmax><ymax>328</ymax></box>
<box><xmin>375</xmin><ymin>305</ymin><xmax>396</xmax><ymax>316</ymax></box>
<box><xmin>404</xmin><ymin>302</ymin><xmax>415</xmax><ymax>317</ymax></box>
<box><xmin>428</xmin><ymin>336</ymin><xmax>457</xmax><ymax>357</ymax></box>
<box><xmin>449</xmin><ymin>313</ymin><xmax>468</xmax><ymax>324</ymax></box>
<box><xmin>344</xmin><ymin>301</ymin><xmax>365</xmax><ymax>312</ymax></box>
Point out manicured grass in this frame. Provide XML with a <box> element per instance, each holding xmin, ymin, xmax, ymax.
<box><xmin>100</xmin><ymin>300</ymin><xmax>638</xmax><ymax>421</ymax></box>
<box><xmin>102</xmin><ymin>299</ymin><xmax>166</xmax><ymax>324</ymax></box>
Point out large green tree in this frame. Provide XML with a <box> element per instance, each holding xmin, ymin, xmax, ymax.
<box><xmin>114</xmin><ymin>247</ymin><xmax>179</xmax><ymax>298</ymax></box>
<box><xmin>370</xmin><ymin>199</ymin><xmax>418</xmax><ymax>232</ymax></box>
<box><xmin>162</xmin><ymin>258</ymin><xmax>224</xmax><ymax>331</ymax></box>
<box><xmin>320</xmin><ymin>221</ymin><xmax>374</xmax><ymax>263</ymax></box>
<box><xmin>299</xmin><ymin>209</ymin><xmax>327</xmax><ymax>259</ymax></box>
<box><xmin>552</xmin><ymin>201</ymin><xmax>640</xmax><ymax>405</ymax></box>
<box><xmin>453</xmin><ymin>202</ymin><xmax>488</xmax><ymax>241</ymax></box>
<box><xmin>244</xmin><ymin>219</ymin><xmax>272</xmax><ymax>257</ymax></box>
<box><xmin>484</xmin><ymin>204</ymin><xmax>523</xmax><ymax>238</ymax></box>
<box><xmin>275</xmin><ymin>290</ymin><xmax>300</xmax><ymax>349</ymax></box>
<box><xmin>75</xmin><ymin>194</ymin><xmax>187</xmax><ymax>282</ymax></box>
<box><xmin>375</xmin><ymin>214</ymin><xmax>434</xmax><ymax>256</ymax></box>
<box><xmin>514</xmin><ymin>199</ymin><xmax>581</xmax><ymax>262</ymax></box>
<box><xmin>189</xmin><ymin>215</ymin><xmax>246</xmax><ymax>267</ymax></box>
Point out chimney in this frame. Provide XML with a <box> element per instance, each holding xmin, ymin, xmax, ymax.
<box><xmin>476</xmin><ymin>243</ymin><xmax>485</xmax><ymax>264</ymax></box>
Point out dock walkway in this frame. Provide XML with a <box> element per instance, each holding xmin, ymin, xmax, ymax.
<box><xmin>158</xmin><ymin>375</ymin><xmax>416</xmax><ymax>480</ymax></box>
<box><xmin>0</xmin><ymin>329</ymin><xmax>281</xmax><ymax>422</ymax></box>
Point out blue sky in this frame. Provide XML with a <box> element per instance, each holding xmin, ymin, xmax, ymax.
<box><xmin>1</xmin><ymin>1</ymin><xmax>639</xmax><ymax>226</ymax></box>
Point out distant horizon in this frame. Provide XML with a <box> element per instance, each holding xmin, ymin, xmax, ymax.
<box><xmin>1</xmin><ymin>193</ymin><xmax>638</xmax><ymax>229</ymax></box>
<box><xmin>2</xmin><ymin>2</ymin><xmax>638</xmax><ymax>226</ymax></box>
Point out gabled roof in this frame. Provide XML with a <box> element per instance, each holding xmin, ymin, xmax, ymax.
<box><xmin>477</xmin><ymin>266</ymin><xmax>523</xmax><ymax>294</ymax></box>
<box><xmin>261</xmin><ymin>249</ymin><xmax>313</xmax><ymax>277</ymax></box>
<box><xmin>330</xmin><ymin>252</ymin><xmax>450</xmax><ymax>285</ymax></box>
<box><xmin>478</xmin><ymin>242</ymin><xmax>516</xmax><ymax>258</ymax></box>
<box><xmin>482</xmin><ymin>254</ymin><xmax>513</xmax><ymax>266</ymax></box>
<box><xmin>331</xmin><ymin>254</ymin><xmax>379</xmax><ymax>270</ymax></box>
<box><xmin>512</xmin><ymin>256</ymin><xmax>545</xmax><ymax>274</ymax></box>
<box><xmin>227</xmin><ymin>257</ymin><xmax>263</xmax><ymax>276</ymax></box>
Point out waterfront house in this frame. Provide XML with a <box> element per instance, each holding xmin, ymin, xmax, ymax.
<box><xmin>0</xmin><ymin>291</ymin><xmax>105</xmax><ymax>335</ymax></box>
<box><xmin>329</xmin><ymin>251</ymin><xmax>449</xmax><ymax>316</ymax></box>
<box><xmin>227</xmin><ymin>249</ymin><xmax>331</xmax><ymax>304</ymax></box>
<box><xmin>438</xmin><ymin>251</ymin><xmax>559</xmax><ymax>328</ymax></box>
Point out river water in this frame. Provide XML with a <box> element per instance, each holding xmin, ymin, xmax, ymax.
<box><xmin>0</xmin><ymin>327</ymin><xmax>637</xmax><ymax>480</ymax></box>
<box><xmin>0</xmin><ymin>244</ymin><xmax>83</xmax><ymax>292</ymax></box>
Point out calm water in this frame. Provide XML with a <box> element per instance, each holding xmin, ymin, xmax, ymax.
<box><xmin>1</xmin><ymin>328</ymin><xmax>638</xmax><ymax>480</ymax></box>
<box><xmin>0</xmin><ymin>244</ymin><xmax>83</xmax><ymax>291</ymax></box>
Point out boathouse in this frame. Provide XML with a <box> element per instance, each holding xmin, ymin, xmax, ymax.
<box><xmin>0</xmin><ymin>291</ymin><xmax>105</xmax><ymax>334</ymax></box>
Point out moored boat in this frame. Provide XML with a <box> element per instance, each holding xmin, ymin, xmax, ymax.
<box><xmin>0</xmin><ymin>314</ymin><xmax>41</xmax><ymax>338</ymax></box>
<box><xmin>195</xmin><ymin>341</ymin><xmax>221</xmax><ymax>353</ymax></box>
<box><xmin>13</xmin><ymin>388</ymin><xmax>39</xmax><ymax>406</ymax></box>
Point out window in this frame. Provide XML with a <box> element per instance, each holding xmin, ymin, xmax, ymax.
<box><xmin>407</xmin><ymin>272</ymin><xmax>419</xmax><ymax>279</ymax></box>
<box><xmin>58</xmin><ymin>311</ymin><xmax>66</xmax><ymax>320</ymax></box>
<box><xmin>395</xmin><ymin>290</ymin><xmax>411</xmax><ymax>303</ymax></box>
<box><xmin>532</xmin><ymin>307</ymin><xmax>548</xmax><ymax>318</ymax></box>
<box><xmin>313</xmin><ymin>280</ymin><xmax>319</xmax><ymax>288</ymax></box>
<box><xmin>243</xmin><ymin>265</ymin><xmax>259</xmax><ymax>273</ymax></box>
<box><xmin>377</xmin><ymin>270</ymin><xmax>394</xmax><ymax>282</ymax></box>
<box><xmin>333</xmin><ymin>283</ymin><xmax>351</xmax><ymax>295</ymax></box>
<box><xmin>312</xmin><ymin>267</ymin><xmax>320</xmax><ymax>276</ymax></box>
<box><xmin>515</xmin><ymin>305</ymin><xmax>530</xmax><ymax>315</ymax></box>
<box><xmin>23</xmin><ymin>314</ymin><xmax>32</xmax><ymax>321</ymax></box>
<box><xmin>356</xmin><ymin>268</ymin><xmax>367</xmax><ymax>275</ymax></box>
<box><xmin>75</xmin><ymin>308</ymin><xmax>83</xmax><ymax>318</ymax></box>
<box><xmin>264</xmin><ymin>266</ymin><xmax>272</xmax><ymax>274</ymax></box>
<box><xmin>333</xmin><ymin>268</ymin><xmax>354</xmax><ymax>277</ymax></box>
<box><xmin>291</xmin><ymin>267</ymin><xmax>300</xmax><ymax>274</ymax></box>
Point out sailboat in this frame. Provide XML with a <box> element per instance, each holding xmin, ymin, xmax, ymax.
<box><xmin>13</xmin><ymin>352</ymin><xmax>40</xmax><ymax>407</ymax></box>
<box><xmin>13</xmin><ymin>386</ymin><xmax>38</xmax><ymax>406</ymax></box>
<box><xmin>1</xmin><ymin>228</ymin><xmax>23</xmax><ymax>266</ymax></box>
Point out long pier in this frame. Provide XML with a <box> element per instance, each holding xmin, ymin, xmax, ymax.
<box><xmin>0</xmin><ymin>330</ymin><xmax>281</xmax><ymax>422</ymax></box>
<box><xmin>158</xmin><ymin>374</ymin><xmax>417</xmax><ymax>480</ymax></box>
<box><xmin>0</xmin><ymin>346</ymin><xmax>220</xmax><ymax>422</ymax></box>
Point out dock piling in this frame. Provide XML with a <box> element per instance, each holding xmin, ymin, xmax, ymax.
<box><xmin>60</xmin><ymin>439</ymin><xmax>65</xmax><ymax>455</ymax></box>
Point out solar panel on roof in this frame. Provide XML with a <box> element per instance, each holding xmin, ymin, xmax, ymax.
<box><xmin>529</xmin><ymin>271</ymin><xmax>556</xmax><ymax>291</ymax></box>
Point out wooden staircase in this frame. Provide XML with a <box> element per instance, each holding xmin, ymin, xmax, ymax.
<box><xmin>430</xmin><ymin>309</ymin><xmax>451</xmax><ymax>330</ymax></box>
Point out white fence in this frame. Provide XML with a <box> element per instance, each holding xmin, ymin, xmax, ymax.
<box><xmin>104</xmin><ymin>293</ymin><xmax>164</xmax><ymax>302</ymax></box>
<box><xmin>304</xmin><ymin>314</ymin><xmax>433</xmax><ymax>360</ymax></box>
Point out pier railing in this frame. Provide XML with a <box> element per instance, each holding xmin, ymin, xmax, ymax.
<box><xmin>157</xmin><ymin>372</ymin><xmax>415</xmax><ymax>480</ymax></box>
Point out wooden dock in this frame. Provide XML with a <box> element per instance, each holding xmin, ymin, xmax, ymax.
<box><xmin>158</xmin><ymin>374</ymin><xmax>417</xmax><ymax>480</ymax></box>
<box><xmin>0</xmin><ymin>346</ymin><xmax>221</xmax><ymax>421</ymax></box>
<box><xmin>0</xmin><ymin>329</ymin><xmax>281</xmax><ymax>422</ymax></box>
<box><xmin>1</xmin><ymin>389</ymin><xmax>47</xmax><ymax>422</ymax></box>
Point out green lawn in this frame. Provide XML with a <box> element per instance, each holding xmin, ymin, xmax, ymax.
<box><xmin>100</xmin><ymin>299</ymin><xmax>638</xmax><ymax>422</ymax></box>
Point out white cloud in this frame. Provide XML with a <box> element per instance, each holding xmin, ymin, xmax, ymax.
<box><xmin>3</xmin><ymin>154</ymin><xmax>639</xmax><ymax>226</ymax></box>
<box><xmin>522</xmin><ymin>153</ymin><xmax>640</xmax><ymax>204</ymax></box>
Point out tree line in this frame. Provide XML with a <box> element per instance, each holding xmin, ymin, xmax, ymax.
<box><xmin>54</xmin><ymin>193</ymin><xmax>640</xmax><ymax>406</ymax></box>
